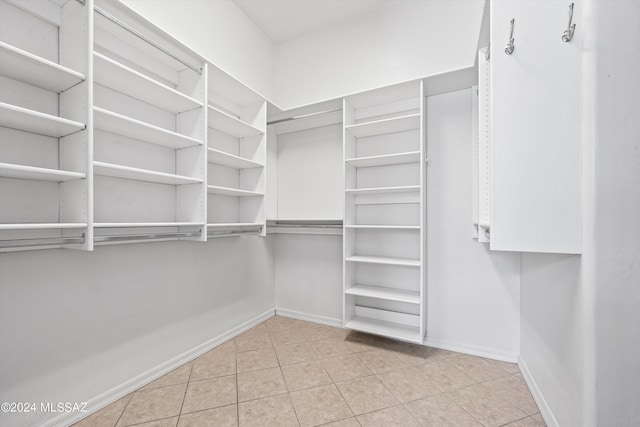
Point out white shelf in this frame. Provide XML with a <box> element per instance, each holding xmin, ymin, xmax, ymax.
<box><xmin>93</xmin><ymin>52</ymin><xmax>203</xmax><ymax>113</ymax></box>
<box><xmin>207</xmin><ymin>185</ymin><xmax>264</xmax><ymax>197</ymax></box>
<box><xmin>345</xmin><ymin>255</ymin><xmax>420</xmax><ymax>267</ymax></box>
<box><xmin>345</xmin><ymin>185</ymin><xmax>420</xmax><ymax>195</ymax></box>
<box><xmin>0</xmin><ymin>41</ymin><xmax>85</xmax><ymax>92</ymax></box>
<box><xmin>93</xmin><ymin>161</ymin><xmax>202</xmax><ymax>185</ymax></box>
<box><xmin>0</xmin><ymin>102</ymin><xmax>85</xmax><ymax>137</ymax></box>
<box><xmin>207</xmin><ymin>148</ymin><xmax>263</xmax><ymax>169</ymax></box>
<box><xmin>345</xmin><ymin>114</ymin><xmax>420</xmax><ymax>138</ymax></box>
<box><xmin>207</xmin><ymin>223</ymin><xmax>263</xmax><ymax>228</ymax></box>
<box><xmin>0</xmin><ymin>223</ymin><xmax>87</xmax><ymax>230</ymax></box>
<box><xmin>345</xmin><ymin>317</ymin><xmax>421</xmax><ymax>343</ymax></box>
<box><xmin>208</xmin><ymin>105</ymin><xmax>263</xmax><ymax>138</ymax></box>
<box><xmin>0</xmin><ymin>162</ymin><xmax>85</xmax><ymax>182</ymax></box>
<box><xmin>345</xmin><ymin>151</ymin><xmax>421</xmax><ymax>168</ymax></box>
<box><xmin>345</xmin><ymin>285</ymin><xmax>420</xmax><ymax>304</ymax></box>
<box><xmin>94</xmin><ymin>107</ymin><xmax>202</xmax><ymax>149</ymax></box>
<box><xmin>345</xmin><ymin>225</ymin><xmax>420</xmax><ymax>230</ymax></box>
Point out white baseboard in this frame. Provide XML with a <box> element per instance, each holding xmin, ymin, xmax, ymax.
<box><xmin>518</xmin><ymin>356</ymin><xmax>558</xmax><ymax>427</ymax></box>
<box><xmin>424</xmin><ymin>336</ymin><xmax>519</xmax><ymax>363</ymax></box>
<box><xmin>275</xmin><ymin>307</ymin><xmax>343</xmax><ymax>328</ymax></box>
<box><xmin>50</xmin><ymin>309</ymin><xmax>275</xmax><ymax>427</ymax></box>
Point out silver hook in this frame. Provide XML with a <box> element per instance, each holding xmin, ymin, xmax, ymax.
<box><xmin>505</xmin><ymin>19</ymin><xmax>515</xmax><ymax>55</ymax></box>
<box><xmin>562</xmin><ymin>3</ymin><xmax>576</xmax><ymax>42</ymax></box>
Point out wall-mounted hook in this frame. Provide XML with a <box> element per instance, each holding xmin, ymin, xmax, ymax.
<box><xmin>505</xmin><ymin>19</ymin><xmax>515</xmax><ymax>55</ymax></box>
<box><xmin>562</xmin><ymin>3</ymin><xmax>576</xmax><ymax>42</ymax></box>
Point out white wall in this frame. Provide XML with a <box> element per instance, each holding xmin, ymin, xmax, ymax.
<box><xmin>519</xmin><ymin>2</ymin><xmax>640</xmax><ymax>426</ymax></box>
<box><xmin>590</xmin><ymin>1</ymin><xmax>640</xmax><ymax>424</ymax></box>
<box><xmin>121</xmin><ymin>0</ymin><xmax>275</xmax><ymax>100</ymax></box>
<box><xmin>519</xmin><ymin>254</ymin><xmax>584</xmax><ymax>427</ymax></box>
<box><xmin>426</xmin><ymin>89</ymin><xmax>520</xmax><ymax>360</ymax></box>
<box><xmin>0</xmin><ymin>238</ymin><xmax>274</xmax><ymax>427</ymax></box>
<box><xmin>273</xmin><ymin>0</ymin><xmax>485</xmax><ymax>109</ymax></box>
<box><xmin>274</xmin><ymin>234</ymin><xmax>343</xmax><ymax>325</ymax></box>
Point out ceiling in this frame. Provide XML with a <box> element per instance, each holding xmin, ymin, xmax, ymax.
<box><xmin>232</xmin><ymin>0</ymin><xmax>394</xmax><ymax>45</ymax></box>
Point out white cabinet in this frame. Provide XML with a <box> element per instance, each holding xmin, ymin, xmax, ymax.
<box><xmin>488</xmin><ymin>0</ymin><xmax>582</xmax><ymax>254</ymax></box>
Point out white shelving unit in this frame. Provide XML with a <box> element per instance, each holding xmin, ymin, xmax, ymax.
<box><xmin>343</xmin><ymin>81</ymin><xmax>426</xmax><ymax>343</ymax></box>
<box><xmin>0</xmin><ymin>0</ymin><xmax>92</xmax><ymax>251</ymax></box>
<box><xmin>206</xmin><ymin>68</ymin><xmax>267</xmax><ymax>235</ymax></box>
<box><xmin>92</xmin><ymin>2</ymin><xmax>207</xmax><ymax>240</ymax></box>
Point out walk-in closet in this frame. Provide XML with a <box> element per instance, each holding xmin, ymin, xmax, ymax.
<box><xmin>1</xmin><ymin>0</ymin><xmax>638</xmax><ymax>426</ymax></box>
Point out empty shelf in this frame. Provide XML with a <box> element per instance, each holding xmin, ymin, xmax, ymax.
<box><xmin>94</xmin><ymin>223</ymin><xmax>203</xmax><ymax>228</ymax></box>
<box><xmin>0</xmin><ymin>41</ymin><xmax>85</xmax><ymax>92</ymax></box>
<box><xmin>0</xmin><ymin>163</ymin><xmax>85</xmax><ymax>182</ymax></box>
<box><xmin>207</xmin><ymin>185</ymin><xmax>264</xmax><ymax>197</ymax></box>
<box><xmin>0</xmin><ymin>223</ymin><xmax>86</xmax><ymax>230</ymax></box>
<box><xmin>0</xmin><ymin>102</ymin><xmax>85</xmax><ymax>137</ymax></box>
<box><xmin>94</xmin><ymin>53</ymin><xmax>203</xmax><ymax>113</ymax></box>
<box><xmin>345</xmin><ymin>185</ymin><xmax>420</xmax><ymax>195</ymax></box>
<box><xmin>345</xmin><ymin>255</ymin><xmax>420</xmax><ymax>267</ymax></box>
<box><xmin>345</xmin><ymin>151</ymin><xmax>421</xmax><ymax>168</ymax></box>
<box><xmin>93</xmin><ymin>161</ymin><xmax>203</xmax><ymax>185</ymax></box>
<box><xmin>345</xmin><ymin>114</ymin><xmax>420</xmax><ymax>138</ymax></box>
<box><xmin>345</xmin><ymin>317</ymin><xmax>421</xmax><ymax>343</ymax></box>
<box><xmin>94</xmin><ymin>107</ymin><xmax>202</xmax><ymax>149</ymax></box>
<box><xmin>208</xmin><ymin>105</ymin><xmax>264</xmax><ymax>138</ymax></box>
<box><xmin>345</xmin><ymin>225</ymin><xmax>420</xmax><ymax>230</ymax></box>
<box><xmin>208</xmin><ymin>223</ymin><xmax>263</xmax><ymax>228</ymax></box>
<box><xmin>346</xmin><ymin>285</ymin><xmax>420</xmax><ymax>304</ymax></box>
<box><xmin>207</xmin><ymin>148</ymin><xmax>263</xmax><ymax>169</ymax></box>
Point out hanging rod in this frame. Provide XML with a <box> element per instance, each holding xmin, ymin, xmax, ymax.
<box><xmin>94</xmin><ymin>231</ymin><xmax>201</xmax><ymax>243</ymax></box>
<box><xmin>0</xmin><ymin>235</ymin><xmax>85</xmax><ymax>249</ymax></box>
<box><xmin>94</xmin><ymin>6</ymin><xmax>202</xmax><ymax>74</ymax></box>
<box><xmin>208</xmin><ymin>228</ymin><xmax>262</xmax><ymax>238</ymax></box>
<box><xmin>270</xmin><ymin>220</ymin><xmax>342</xmax><ymax>228</ymax></box>
<box><xmin>267</xmin><ymin>108</ymin><xmax>343</xmax><ymax>126</ymax></box>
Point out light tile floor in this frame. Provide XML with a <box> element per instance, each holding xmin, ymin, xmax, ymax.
<box><xmin>73</xmin><ymin>316</ymin><xmax>545</xmax><ymax>427</ymax></box>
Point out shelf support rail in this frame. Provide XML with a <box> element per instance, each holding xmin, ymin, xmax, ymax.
<box><xmin>94</xmin><ymin>6</ymin><xmax>202</xmax><ymax>74</ymax></box>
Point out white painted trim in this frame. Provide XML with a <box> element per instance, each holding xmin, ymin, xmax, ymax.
<box><xmin>518</xmin><ymin>356</ymin><xmax>559</xmax><ymax>427</ymax></box>
<box><xmin>425</xmin><ymin>336</ymin><xmax>519</xmax><ymax>363</ymax></box>
<box><xmin>50</xmin><ymin>309</ymin><xmax>275</xmax><ymax>427</ymax></box>
<box><xmin>275</xmin><ymin>307</ymin><xmax>343</xmax><ymax>328</ymax></box>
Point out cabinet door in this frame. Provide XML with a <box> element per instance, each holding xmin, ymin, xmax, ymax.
<box><xmin>490</xmin><ymin>0</ymin><xmax>581</xmax><ymax>254</ymax></box>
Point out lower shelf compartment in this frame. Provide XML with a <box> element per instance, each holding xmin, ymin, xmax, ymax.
<box><xmin>345</xmin><ymin>317</ymin><xmax>421</xmax><ymax>343</ymax></box>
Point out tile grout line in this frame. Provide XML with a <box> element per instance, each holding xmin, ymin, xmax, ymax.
<box><xmin>111</xmin><ymin>392</ymin><xmax>134</xmax><ymax>427</ymax></box>
<box><xmin>235</xmin><ymin>339</ymin><xmax>240</xmax><ymax>427</ymax></box>
<box><xmin>175</xmin><ymin>360</ymin><xmax>195</xmax><ymax>426</ymax></box>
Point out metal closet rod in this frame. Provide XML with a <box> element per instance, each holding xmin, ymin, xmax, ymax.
<box><xmin>94</xmin><ymin>231</ymin><xmax>201</xmax><ymax>242</ymax></box>
<box><xmin>268</xmin><ymin>108</ymin><xmax>343</xmax><ymax>126</ymax></box>
<box><xmin>94</xmin><ymin>6</ymin><xmax>202</xmax><ymax>74</ymax></box>
<box><xmin>271</xmin><ymin>220</ymin><xmax>342</xmax><ymax>228</ymax></box>
<box><xmin>0</xmin><ymin>235</ymin><xmax>85</xmax><ymax>249</ymax></box>
<box><xmin>208</xmin><ymin>228</ymin><xmax>262</xmax><ymax>238</ymax></box>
